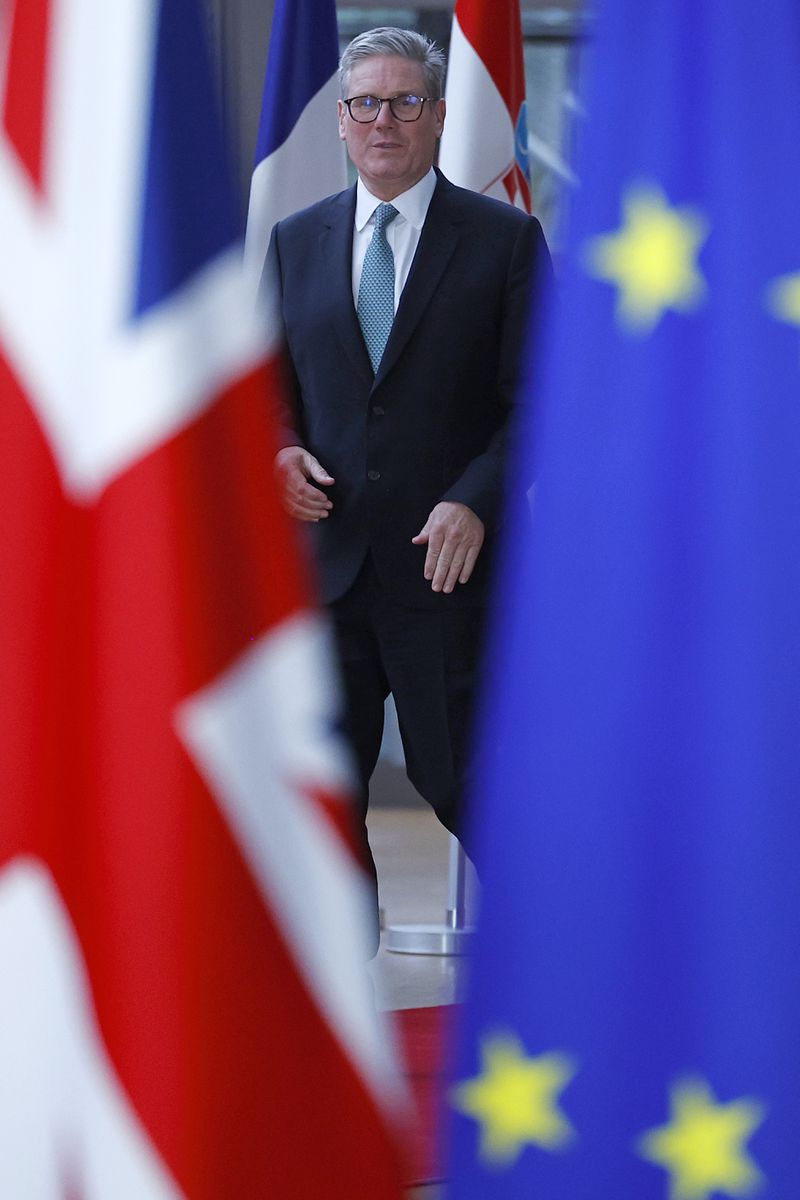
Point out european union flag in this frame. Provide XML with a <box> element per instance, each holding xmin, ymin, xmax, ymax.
<box><xmin>447</xmin><ymin>1</ymin><xmax>800</xmax><ymax>1196</ymax></box>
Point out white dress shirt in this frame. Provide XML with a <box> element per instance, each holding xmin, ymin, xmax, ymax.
<box><xmin>351</xmin><ymin>168</ymin><xmax>438</xmax><ymax>311</ymax></box>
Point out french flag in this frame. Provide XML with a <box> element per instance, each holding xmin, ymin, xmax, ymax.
<box><xmin>244</xmin><ymin>0</ymin><xmax>348</xmax><ymax>286</ymax></box>
<box><xmin>439</xmin><ymin>0</ymin><xmax>532</xmax><ymax>213</ymax></box>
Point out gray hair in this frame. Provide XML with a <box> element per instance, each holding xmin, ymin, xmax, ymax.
<box><xmin>339</xmin><ymin>27</ymin><xmax>446</xmax><ymax>100</ymax></box>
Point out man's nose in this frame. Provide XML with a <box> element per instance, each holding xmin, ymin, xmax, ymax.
<box><xmin>375</xmin><ymin>101</ymin><xmax>397</xmax><ymax>127</ymax></box>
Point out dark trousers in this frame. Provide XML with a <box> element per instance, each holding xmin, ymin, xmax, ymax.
<box><xmin>330</xmin><ymin>557</ymin><xmax>484</xmax><ymax>917</ymax></box>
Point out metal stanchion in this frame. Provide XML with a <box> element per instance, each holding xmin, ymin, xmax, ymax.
<box><xmin>385</xmin><ymin>833</ymin><xmax>474</xmax><ymax>955</ymax></box>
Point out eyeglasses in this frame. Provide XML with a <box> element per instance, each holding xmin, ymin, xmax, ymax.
<box><xmin>343</xmin><ymin>94</ymin><xmax>432</xmax><ymax>123</ymax></box>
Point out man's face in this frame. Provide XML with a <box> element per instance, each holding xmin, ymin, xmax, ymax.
<box><xmin>338</xmin><ymin>55</ymin><xmax>445</xmax><ymax>201</ymax></box>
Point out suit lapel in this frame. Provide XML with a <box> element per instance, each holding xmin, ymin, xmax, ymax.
<box><xmin>320</xmin><ymin>187</ymin><xmax>374</xmax><ymax>382</ymax></box>
<box><xmin>373</xmin><ymin>177</ymin><xmax>463</xmax><ymax>389</ymax></box>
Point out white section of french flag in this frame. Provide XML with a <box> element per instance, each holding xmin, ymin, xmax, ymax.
<box><xmin>244</xmin><ymin>0</ymin><xmax>347</xmax><ymax>293</ymax></box>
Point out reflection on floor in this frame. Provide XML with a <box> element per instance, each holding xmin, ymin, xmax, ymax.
<box><xmin>367</xmin><ymin>805</ymin><xmax>478</xmax><ymax>1012</ymax></box>
<box><xmin>365</xmin><ymin>797</ymin><xmax>478</xmax><ymax>1200</ymax></box>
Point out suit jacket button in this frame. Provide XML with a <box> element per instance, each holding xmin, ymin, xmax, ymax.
<box><xmin>367</xmin><ymin>469</ymin><xmax>381</xmax><ymax>481</ymax></box>
<box><xmin>372</xmin><ymin>405</ymin><xmax>385</xmax><ymax>416</ymax></box>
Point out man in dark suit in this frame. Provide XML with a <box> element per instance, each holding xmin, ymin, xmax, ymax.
<box><xmin>268</xmin><ymin>27</ymin><xmax>549</xmax><ymax>927</ymax></box>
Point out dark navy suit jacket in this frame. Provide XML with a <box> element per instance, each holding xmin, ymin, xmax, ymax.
<box><xmin>268</xmin><ymin>170</ymin><xmax>550</xmax><ymax>609</ymax></box>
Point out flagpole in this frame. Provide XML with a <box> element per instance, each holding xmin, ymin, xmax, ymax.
<box><xmin>385</xmin><ymin>835</ymin><xmax>474</xmax><ymax>955</ymax></box>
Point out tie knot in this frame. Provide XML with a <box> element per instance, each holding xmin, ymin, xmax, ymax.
<box><xmin>373</xmin><ymin>203</ymin><xmax>398</xmax><ymax>233</ymax></box>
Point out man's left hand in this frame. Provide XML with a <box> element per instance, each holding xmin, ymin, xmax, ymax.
<box><xmin>411</xmin><ymin>502</ymin><xmax>485</xmax><ymax>594</ymax></box>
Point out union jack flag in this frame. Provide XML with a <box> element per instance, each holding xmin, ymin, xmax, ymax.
<box><xmin>0</xmin><ymin>1</ymin><xmax>403</xmax><ymax>1196</ymax></box>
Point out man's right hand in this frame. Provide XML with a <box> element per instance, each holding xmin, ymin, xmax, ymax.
<box><xmin>274</xmin><ymin>446</ymin><xmax>335</xmax><ymax>521</ymax></box>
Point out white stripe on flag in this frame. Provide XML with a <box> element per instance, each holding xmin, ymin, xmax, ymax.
<box><xmin>0</xmin><ymin>0</ymin><xmax>269</xmax><ymax>503</ymax></box>
<box><xmin>439</xmin><ymin>16</ymin><xmax>516</xmax><ymax>201</ymax></box>
<box><xmin>0</xmin><ymin>862</ymin><xmax>182</xmax><ymax>1200</ymax></box>
<box><xmin>176</xmin><ymin>612</ymin><xmax>404</xmax><ymax>1117</ymax></box>
<box><xmin>244</xmin><ymin>74</ymin><xmax>346</xmax><ymax>291</ymax></box>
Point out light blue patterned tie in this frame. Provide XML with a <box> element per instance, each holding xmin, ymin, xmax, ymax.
<box><xmin>357</xmin><ymin>203</ymin><xmax>399</xmax><ymax>373</ymax></box>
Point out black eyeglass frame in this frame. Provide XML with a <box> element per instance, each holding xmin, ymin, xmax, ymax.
<box><xmin>342</xmin><ymin>94</ymin><xmax>433</xmax><ymax>123</ymax></box>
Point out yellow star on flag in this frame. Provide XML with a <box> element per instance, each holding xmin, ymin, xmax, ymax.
<box><xmin>765</xmin><ymin>270</ymin><xmax>800</xmax><ymax>328</ymax></box>
<box><xmin>449</xmin><ymin>1033</ymin><xmax>577</xmax><ymax>1166</ymax></box>
<box><xmin>637</xmin><ymin>1077</ymin><xmax>767</xmax><ymax>1200</ymax></box>
<box><xmin>584</xmin><ymin>183</ymin><xmax>709</xmax><ymax>334</ymax></box>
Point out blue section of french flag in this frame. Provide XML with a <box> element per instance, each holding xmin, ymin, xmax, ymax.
<box><xmin>244</xmin><ymin>0</ymin><xmax>347</xmax><ymax>289</ymax></box>
<box><xmin>137</xmin><ymin>0</ymin><xmax>240</xmax><ymax>316</ymax></box>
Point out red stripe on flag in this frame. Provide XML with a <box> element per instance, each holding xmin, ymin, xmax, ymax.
<box><xmin>455</xmin><ymin>0</ymin><xmax>527</xmax><ymax>128</ymax></box>
<box><xmin>0</xmin><ymin>350</ymin><xmax>403</xmax><ymax>1197</ymax></box>
<box><xmin>2</xmin><ymin>0</ymin><xmax>52</xmax><ymax>194</ymax></box>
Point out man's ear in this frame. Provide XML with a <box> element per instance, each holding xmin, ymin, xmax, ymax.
<box><xmin>434</xmin><ymin>98</ymin><xmax>446</xmax><ymax>138</ymax></box>
<box><xmin>337</xmin><ymin>100</ymin><xmax>347</xmax><ymax>141</ymax></box>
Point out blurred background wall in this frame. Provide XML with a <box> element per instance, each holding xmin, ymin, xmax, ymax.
<box><xmin>205</xmin><ymin>0</ymin><xmax>589</xmax><ymax>248</ymax></box>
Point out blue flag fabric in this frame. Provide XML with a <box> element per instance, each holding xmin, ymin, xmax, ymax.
<box><xmin>252</xmin><ymin>0</ymin><xmax>341</xmax><ymax>166</ymax></box>
<box><xmin>244</xmin><ymin>0</ymin><xmax>346</xmax><ymax>291</ymax></box>
<box><xmin>447</xmin><ymin>1</ymin><xmax>800</xmax><ymax>1196</ymax></box>
<box><xmin>136</xmin><ymin>0</ymin><xmax>239</xmax><ymax>314</ymax></box>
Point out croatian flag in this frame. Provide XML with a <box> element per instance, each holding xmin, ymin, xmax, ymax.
<box><xmin>244</xmin><ymin>0</ymin><xmax>347</xmax><ymax>287</ymax></box>
<box><xmin>439</xmin><ymin>0</ymin><xmax>531</xmax><ymax>212</ymax></box>
<box><xmin>0</xmin><ymin>1</ymin><xmax>403</xmax><ymax>1197</ymax></box>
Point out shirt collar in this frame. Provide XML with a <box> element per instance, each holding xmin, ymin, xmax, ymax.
<box><xmin>355</xmin><ymin>168</ymin><xmax>437</xmax><ymax>232</ymax></box>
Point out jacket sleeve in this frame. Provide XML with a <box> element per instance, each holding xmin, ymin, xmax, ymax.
<box><xmin>261</xmin><ymin>222</ymin><xmax>308</xmax><ymax>452</ymax></box>
<box><xmin>440</xmin><ymin>216</ymin><xmax>552</xmax><ymax>527</ymax></box>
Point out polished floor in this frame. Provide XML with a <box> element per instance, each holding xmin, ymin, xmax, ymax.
<box><xmin>367</xmin><ymin>798</ymin><xmax>477</xmax><ymax>1012</ymax></box>
<box><xmin>366</xmin><ymin>774</ymin><xmax>478</xmax><ymax>1200</ymax></box>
